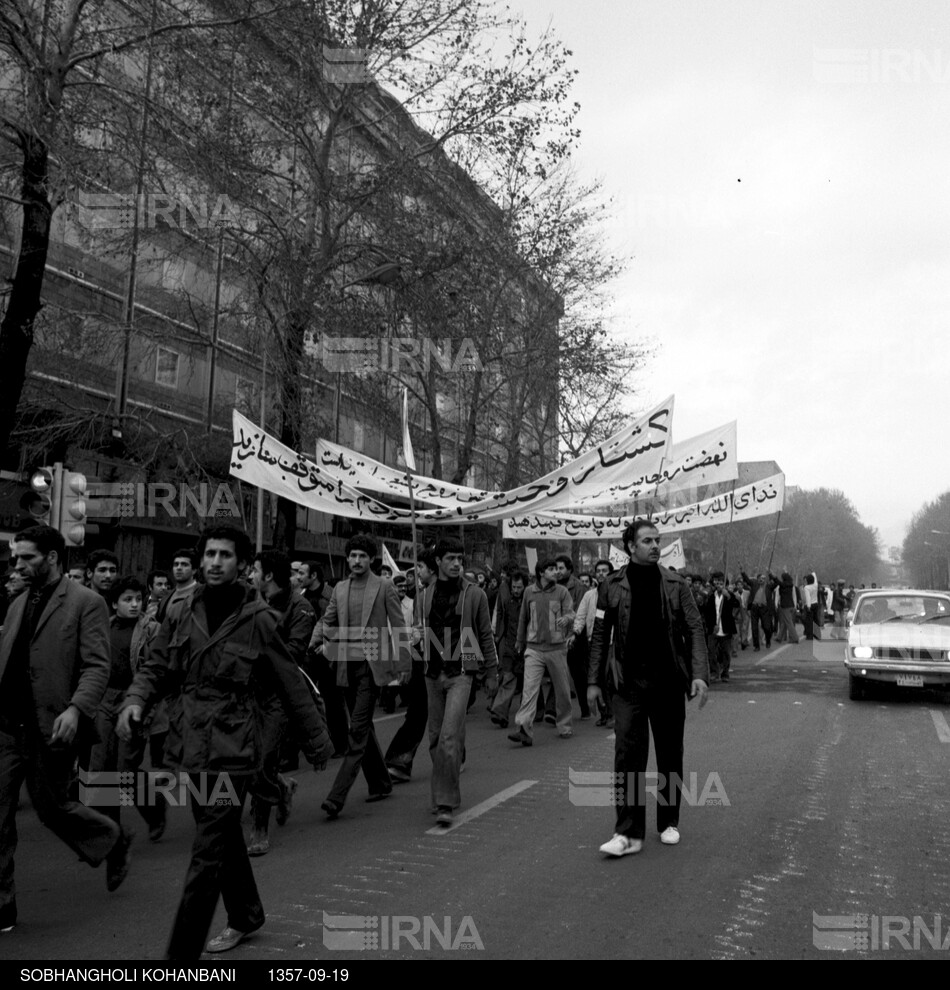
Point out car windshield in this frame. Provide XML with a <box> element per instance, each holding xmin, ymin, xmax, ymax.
<box><xmin>854</xmin><ymin>595</ymin><xmax>950</xmax><ymax>625</ymax></box>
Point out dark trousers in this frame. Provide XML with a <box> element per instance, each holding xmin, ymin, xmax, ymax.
<box><xmin>610</xmin><ymin>678</ymin><xmax>685</xmax><ymax>840</ymax></box>
<box><xmin>567</xmin><ymin>637</ymin><xmax>590</xmax><ymax>717</ymax></box>
<box><xmin>709</xmin><ymin>635</ymin><xmax>731</xmax><ymax>677</ymax></box>
<box><xmin>310</xmin><ymin>653</ymin><xmax>349</xmax><ymax>754</ymax></box>
<box><xmin>88</xmin><ymin>691</ymin><xmax>164</xmax><ymax>829</ymax></box>
<box><xmin>750</xmin><ymin>604</ymin><xmax>772</xmax><ymax>649</ymax></box>
<box><xmin>249</xmin><ymin>709</ymin><xmax>287</xmax><ymax>823</ymax></box>
<box><xmin>0</xmin><ymin>717</ymin><xmax>121</xmax><ymax>929</ymax></box>
<box><xmin>166</xmin><ymin>773</ymin><xmax>260</xmax><ymax>960</ymax></box>
<box><xmin>384</xmin><ymin>661</ymin><xmax>428</xmax><ymax>775</ymax></box>
<box><xmin>326</xmin><ymin>662</ymin><xmax>391</xmax><ymax>806</ymax></box>
<box><xmin>805</xmin><ymin>603</ymin><xmax>822</xmax><ymax>640</ymax></box>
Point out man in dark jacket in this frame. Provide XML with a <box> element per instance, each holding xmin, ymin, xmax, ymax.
<box><xmin>118</xmin><ymin>525</ymin><xmax>332</xmax><ymax>959</ymax></box>
<box><xmin>245</xmin><ymin>550</ymin><xmax>318</xmax><ymax>856</ymax></box>
<box><xmin>701</xmin><ymin>571</ymin><xmax>738</xmax><ymax>682</ymax></box>
<box><xmin>300</xmin><ymin>560</ymin><xmax>347</xmax><ymax>757</ymax></box>
<box><xmin>384</xmin><ymin>551</ymin><xmax>437</xmax><ymax>783</ymax></box>
<box><xmin>490</xmin><ymin>570</ymin><xmax>527</xmax><ymax>728</ymax></box>
<box><xmin>774</xmin><ymin>571</ymin><xmax>801</xmax><ymax>644</ymax></box>
<box><xmin>0</xmin><ymin>525</ymin><xmax>132</xmax><ymax>933</ymax></box>
<box><xmin>588</xmin><ymin>520</ymin><xmax>708</xmax><ymax>858</ymax></box>
<box><xmin>414</xmin><ymin>538</ymin><xmax>497</xmax><ymax>827</ymax></box>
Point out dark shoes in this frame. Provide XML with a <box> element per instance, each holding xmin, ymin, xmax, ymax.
<box><xmin>206</xmin><ymin>921</ymin><xmax>264</xmax><ymax>953</ymax></box>
<box><xmin>543</xmin><ymin>714</ymin><xmax>557</xmax><ymax>725</ymax></box>
<box><xmin>321</xmin><ymin>799</ymin><xmax>342</xmax><ymax>820</ymax></box>
<box><xmin>489</xmin><ymin>713</ymin><xmax>509</xmax><ymax>728</ymax></box>
<box><xmin>106</xmin><ymin>826</ymin><xmax>134</xmax><ymax>892</ymax></box>
<box><xmin>365</xmin><ymin>788</ymin><xmax>392</xmax><ymax>803</ymax></box>
<box><xmin>276</xmin><ymin>777</ymin><xmax>297</xmax><ymax>827</ymax></box>
<box><xmin>507</xmin><ymin>726</ymin><xmax>533</xmax><ymax>747</ymax></box>
<box><xmin>435</xmin><ymin>806</ymin><xmax>453</xmax><ymax>827</ymax></box>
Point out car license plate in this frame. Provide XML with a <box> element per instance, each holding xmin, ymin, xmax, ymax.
<box><xmin>896</xmin><ymin>674</ymin><xmax>924</xmax><ymax>688</ymax></box>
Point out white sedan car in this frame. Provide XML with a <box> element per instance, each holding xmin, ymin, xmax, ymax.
<box><xmin>844</xmin><ymin>589</ymin><xmax>950</xmax><ymax>700</ymax></box>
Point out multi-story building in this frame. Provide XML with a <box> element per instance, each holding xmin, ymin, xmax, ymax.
<box><xmin>0</xmin><ymin>7</ymin><xmax>561</xmax><ymax>578</ymax></box>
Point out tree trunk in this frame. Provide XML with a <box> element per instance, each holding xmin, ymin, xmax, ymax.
<box><xmin>0</xmin><ymin>136</ymin><xmax>52</xmax><ymax>457</ymax></box>
<box><xmin>271</xmin><ymin>311</ymin><xmax>307</xmax><ymax>551</ymax></box>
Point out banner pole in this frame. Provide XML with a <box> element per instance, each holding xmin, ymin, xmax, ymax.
<box><xmin>723</xmin><ymin>479</ymin><xmax>738</xmax><ymax>577</ymax></box>
<box><xmin>767</xmin><ymin>510</ymin><xmax>783</xmax><ymax>575</ymax></box>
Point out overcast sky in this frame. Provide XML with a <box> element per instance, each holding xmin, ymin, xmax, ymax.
<box><xmin>509</xmin><ymin>0</ymin><xmax>950</xmax><ymax>553</ymax></box>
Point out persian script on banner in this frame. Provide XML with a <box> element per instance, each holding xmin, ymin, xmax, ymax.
<box><xmin>502</xmin><ymin>473</ymin><xmax>785</xmax><ymax>540</ymax></box>
<box><xmin>314</xmin><ymin>414</ymin><xmax>730</xmax><ymax>511</ymax></box>
<box><xmin>231</xmin><ymin>397</ymin><xmax>674</xmax><ymax>524</ymax></box>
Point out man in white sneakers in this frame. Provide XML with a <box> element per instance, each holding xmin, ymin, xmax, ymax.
<box><xmin>588</xmin><ymin>520</ymin><xmax>708</xmax><ymax>857</ymax></box>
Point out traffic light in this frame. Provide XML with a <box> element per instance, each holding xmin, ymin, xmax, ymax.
<box><xmin>58</xmin><ymin>470</ymin><xmax>88</xmax><ymax>546</ymax></box>
<box><xmin>19</xmin><ymin>466</ymin><xmax>58</xmax><ymax>526</ymax></box>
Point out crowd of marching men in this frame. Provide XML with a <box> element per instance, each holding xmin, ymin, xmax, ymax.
<box><xmin>0</xmin><ymin>520</ymin><xmax>860</xmax><ymax>958</ymax></box>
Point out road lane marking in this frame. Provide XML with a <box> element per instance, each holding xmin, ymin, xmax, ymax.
<box><xmin>425</xmin><ymin>779</ymin><xmax>537</xmax><ymax>835</ymax></box>
<box><xmin>754</xmin><ymin>644</ymin><xmax>789</xmax><ymax>666</ymax></box>
<box><xmin>930</xmin><ymin>710</ymin><xmax>950</xmax><ymax>743</ymax></box>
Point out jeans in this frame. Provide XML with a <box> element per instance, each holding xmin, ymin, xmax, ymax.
<box><xmin>384</xmin><ymin>661</ymin><xmax>428</xmax><ymax>776</ymax></box>
<box><xmin>514</xmin><ymin>648</ymin><xmax>573</xmax><ymax>738</ymax></box>
<box><xmin>326</xmin><ymin>661</ymin><xmax>391</xmax><ymax>807</ymax></box>
<box><xmin>166</xmin><ymin>774</ymin><xmax>261</xmax><ymax>960</ymax></box>
<box><xmin>425</xmin><ymin>672</ymin><xmax>472</xmax><ymax>810</ymax></box>
<box><xmin>491</xmin><ymin>671</ymin><xmax>523</xmax><ymax>721</ymax></box>
<box><xmin>610</xmin><ymin>678</ymin><xmax>685</xmax><ymax>839</ymax></box>
<box><xmin>0</xmin><ymin>716</ymin><xmax>121</xmax><ymax>929</ymax></box>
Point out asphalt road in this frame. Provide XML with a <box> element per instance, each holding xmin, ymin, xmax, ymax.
<box><xmin>5</xmin><ymin>635</ymin><xmax>950</xmax><ymax>960</ymax></box>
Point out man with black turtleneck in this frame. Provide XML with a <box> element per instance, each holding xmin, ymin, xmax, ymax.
<box><xmin>119</xmin><ymin>525</ymin><xmax>332</xmax><ymax>959</ymax></box>
<box><xmin>589</xmin><ymin>520</ymin><xmax>708</xmax><ymax>859</ymax></box>
<box><xmin>415</xmin><ymin>538</ymin><xmax>497</xmax><ymax>827</ymax></box>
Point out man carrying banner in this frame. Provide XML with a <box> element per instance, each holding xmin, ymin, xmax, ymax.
<box><xmin>588</xmin><ymin>520</ymin><xmax>708</xmax><ymax>858</ymax></box>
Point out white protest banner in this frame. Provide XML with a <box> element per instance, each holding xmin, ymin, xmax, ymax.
<box><xmin>237</xmin><ymin>396</ymin><xmax>674</xmax><ymax>524</ymax></box>
<box><xmin>660</xmin><ymin>538</ymin><xmax>687</xmax><ymax>570</ymax></box>
<box><xmin>502</xmin><ymin>473</ymin><xmax>785</xmax><ymax>540</ymax></box>
<box><xmin>315</xmin><ymin>436</ymin><xmax>487</xmax><ymax>507</ymax></box>
<box><xmin>231</xmin><ymin>411</ymin><xmax>419</xmax><ymax>523</ymax></box>
<box><xmin>565</xmin><ymin>421</ymin><xmax>737</xmax><ymax>509</ymax></box>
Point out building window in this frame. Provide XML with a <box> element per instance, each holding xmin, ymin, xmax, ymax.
<box><xmin>155</xmin><ymin>347</ymin><xmax>180</xmax><ymax>388</ymax></box>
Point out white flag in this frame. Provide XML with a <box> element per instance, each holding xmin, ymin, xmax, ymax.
<box><xmin>381</xmin><ymin>542</ymin><xmax>401</xmax><ymax>575</ymax></box>
<box><xmin>402</xmin><ymin>388</ymin><xmax>416</xmax><ymax>472</ymax></box>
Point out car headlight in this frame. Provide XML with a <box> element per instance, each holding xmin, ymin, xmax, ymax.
<box><xmin>852</xmin><ymin>646</ymin><xmax>873</xmax><ymax>659</ymax></box>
